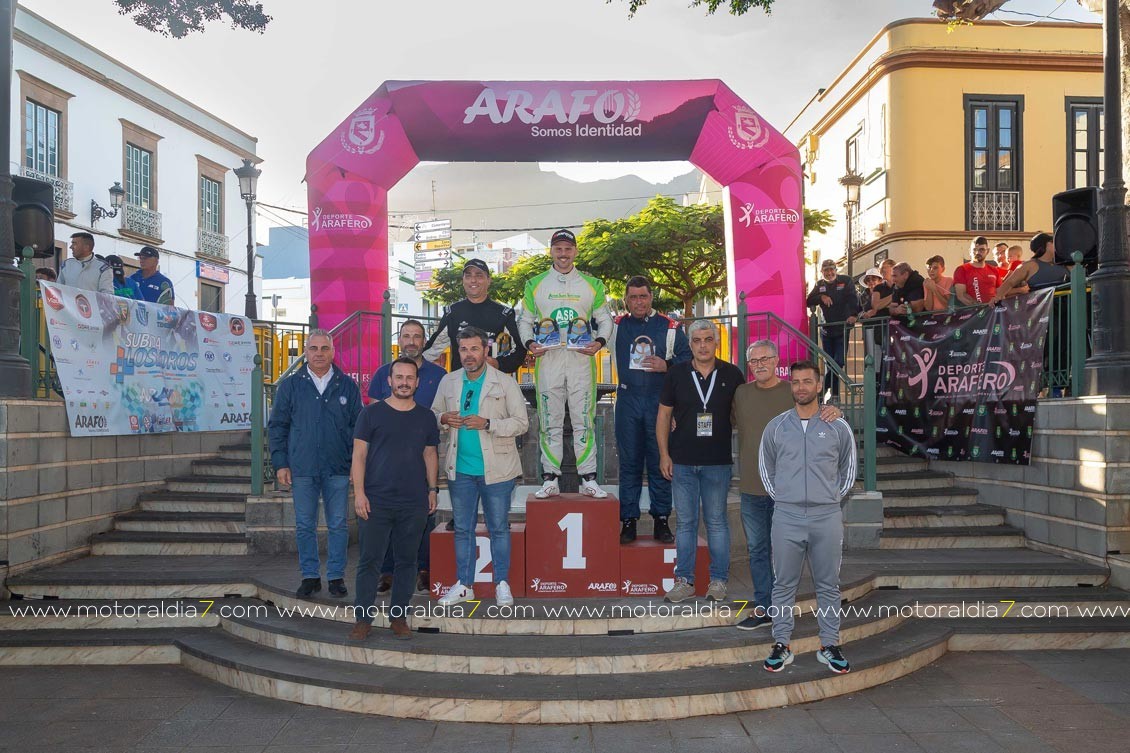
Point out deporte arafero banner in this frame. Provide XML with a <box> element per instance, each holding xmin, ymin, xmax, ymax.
<box><xmin>877</xmin><ymin>289</ymin><xmax>1055</xmax><ymax>465</ymax></box>
<box><xmin>40</xmin><ymin>281</ymin><xmax>256</xmax><ymax>436</ymax></box>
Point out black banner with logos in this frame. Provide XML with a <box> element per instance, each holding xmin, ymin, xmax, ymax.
<box><xmin>877</xmin><ymin>289</ymin><xmax>1054</xmax><ymax>465</ymax></box>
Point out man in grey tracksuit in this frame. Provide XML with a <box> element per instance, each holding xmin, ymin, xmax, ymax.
<box><xmin>758</xmin><ymin>360</ymin><xmax>857</xmax><ymax>675</ymax></box>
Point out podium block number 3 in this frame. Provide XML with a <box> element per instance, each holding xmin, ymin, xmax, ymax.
<box><xmin>558</xmin><ymin>512</ymin><xmax>587</xmax><ymax>569</ymax></box>
<box><xmin>662</xmin><ymin>549</ymin><xmax>677</xmax><ymax>592</ymax></box>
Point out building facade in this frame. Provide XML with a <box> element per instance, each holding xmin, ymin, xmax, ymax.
<box><xmin>787</xmin><ymin>19</ymin><xmax>1102</xmax><ymax>279</ymax></box>
<box><xmin>13</xmin><ymin>7</ymin><xmax>261</xmax><ymax>314</ymax></box>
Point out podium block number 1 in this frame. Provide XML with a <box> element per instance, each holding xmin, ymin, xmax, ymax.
<box><xmin>558</xmin><ymin>512</ymin><xmax>587</xmax><ymax>569</ymax></box>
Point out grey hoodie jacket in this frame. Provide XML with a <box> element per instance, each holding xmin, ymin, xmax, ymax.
<box><xmin>759</xmin><ymin>410</ymin><xmax>857</xmax><ymax>507</ymax></box>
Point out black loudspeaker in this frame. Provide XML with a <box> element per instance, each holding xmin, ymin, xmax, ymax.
<box><xmin>12</xmin><ymin>175</ymin><xmax>56</xmax><ymax>258</ymax></box>
<box><xmin>1051</xmin><ymin>187</ymin><xmax>1099</xmax><ymax>267</ymax></box>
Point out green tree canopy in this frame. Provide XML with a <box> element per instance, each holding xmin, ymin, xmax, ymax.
<box><xmin>613</xmin><ymin>0</ymin><xmax>774</xmax><ymax>18</ymax></box>
<box><xmin>114</xmin><ymin>0</ymin><xmax>271</xmax><ymax>38</ymax></box>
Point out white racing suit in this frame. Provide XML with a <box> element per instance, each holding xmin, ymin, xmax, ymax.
<box><xmin>518</xmin><ymin>267</ymin><xmax>614</xmax><ymax>477</ymax></box>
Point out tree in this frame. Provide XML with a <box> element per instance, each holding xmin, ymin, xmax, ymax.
<box><xmin>580</xmin><ymin>196</ymin><xmax>726</xmax><ymax>318</ymax></box>
<box><xmin>113</xmin><ymin>0</ymin><xmax>271</xmax><ymax>38</ymax></box>
<box><xmin>423</xmin><ymin>254</ymin><xmax>553</xmax><ymax>308</ymax></box>
<box><xmin>614</xmin><ymin>0</ymin><xmax>774</xmax><ymax>18</ymax></box>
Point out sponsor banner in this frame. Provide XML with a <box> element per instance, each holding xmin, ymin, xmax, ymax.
<box><xmin>41</xmin><ymin>281</ymin><xmax>256</xmax><ymax>436</ymax></box>
<box><xmin>878</xmin><ymin>290</ymin><xmax>1054</xmax><ymax>465</ymax></box>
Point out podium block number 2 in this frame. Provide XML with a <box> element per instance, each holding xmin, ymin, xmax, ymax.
<box><xmin>558</xmin><ymin>512</ymin><xmax>587</xmax><ymax>569</ymax></box>
<box><xmin>474</xmin><ymin>536</ymin><xmax>492</xmax><ymax>583</ymax></box>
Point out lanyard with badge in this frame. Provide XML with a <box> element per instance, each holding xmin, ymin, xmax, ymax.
<box><xmin>693</xmin><ymin>368</ymin><xmax>717</xmax><ymax>437</ymax></box>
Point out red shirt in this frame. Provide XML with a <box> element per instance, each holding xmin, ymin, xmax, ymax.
<box><xmin>953</xmin><ymin>263</ymin><xmax>999</xmax><ymax>303</ymax></box>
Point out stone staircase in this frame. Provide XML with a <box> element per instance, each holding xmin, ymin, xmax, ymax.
<box><xmin>871</xmin><ymin>446</ymin><xmax>1026</xmax><ymax>549</ymax></box>
<box><xmin>89</xmin><ymin>443</ymin><xmax>253</xmax><ymax>556</ymax></box>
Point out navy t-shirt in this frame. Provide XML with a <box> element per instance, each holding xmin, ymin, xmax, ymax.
<box><xmin>353</xmin><ymin>400</ymin><xmax>439</xmax><ymax>506</ymax></box>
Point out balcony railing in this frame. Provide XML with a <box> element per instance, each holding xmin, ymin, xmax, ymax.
<box><xmin>22</xmin><ymin>166</ymin><xmax>74</xmax><ymax>215</ymax></box>
<box><xmin>197</xmin><ymin>227</ymin><xmax>229</xmax><ymax>262</ymax></box>
<box><xmin>969</xmin><ymin>190</ymin><xmax>1021</xmax><ymax>232</ymax></box>
<box><xmin>122</xmin><ymin>202</ymin><xmax>162</xmax><ymax>241</ymax></box>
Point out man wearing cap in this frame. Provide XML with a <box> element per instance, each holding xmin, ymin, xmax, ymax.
<box><xmin>805</xmin><ymin>260</ymin><xmax>859</xmax><ymax>402</ymax></box>
<box><xmin>57</xmin><ymin>232</ymin><xmax>113</xmax><ymax>294</ymax></box>
<box><xmin>423</xmin><ymin>259</ymin><xmax>527</xmax><ymax>374</ymax></box>
<box><xmin>518</xmin><ymin>229</ymin><xmax>614</xmax><ymax>499</ymax></box>
<box><xmin>130</xmin><ymin>246</ymin><xmax>175</xmax><ymax>305</ymax></box>
<box><xmin>104</xmin><ymin>255</ymin><xmax>142</xmax><ymax>299</ymax></box>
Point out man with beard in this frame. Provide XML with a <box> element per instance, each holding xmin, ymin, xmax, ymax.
<box><xmin>518</xmin><ymin>229</ymin><xmax>614</xmax><ymax>499</ymax></box>
<box><xmin>423</xmin><ymin>259</ymin><xmax>527</xmax><ymax>374</ymax></box>
<box><xmin>349</xmin><ymin>357</ymin><xmax>440</xmax><ymax>641</ymax></box>
<box><xmin>805</xmin><ymin>259</ymin><xmax>859</xmax><ymax>402</ymax></box>
<box><xmin>369</xmin><ymin>319</ymin><xmax>447</xmax><ymax>594</ymax></box>
<box><xmin>887</xmin><ymin>262</ymin><xmax>927</xmax><ymax>317</ymax></box>
<box><xmin>760</xmin><ymin>361</ymin><xmax>857</xmax><ymax>675</ymax></box>
<box><xmin>954</xmin><ymin>236</ymin><xmax>1001</xmax><ymax>305</ymax></box>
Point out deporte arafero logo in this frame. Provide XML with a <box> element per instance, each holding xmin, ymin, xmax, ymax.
<box><xmin>464</xmin><ymin>87</ymin><xmax>643</xmax><ymax>139</ymax></box>
<box><xmin>622</xmin><ymin>579</ymin><xmax>659</xmax><ymax>596</ymax></box>
<box><xmin>529</xmin><ymin>578</ymin><xmax>568</xmax><ymax>594</ymax></box>
<box><xmin>310</xmin><ymin>206</ymin><xmax>373</xmax><ymax>233</ymax></box>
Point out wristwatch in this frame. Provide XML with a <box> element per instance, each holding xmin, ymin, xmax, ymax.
<box><xmin>484</xmin><ymin>419</ymin><xmax>491</xmax><ymax>431</ymax></box>
<box><xmin>429</xmin><ymin>487</ymin><xmax>439</xmax><ymax>493</ymax></box>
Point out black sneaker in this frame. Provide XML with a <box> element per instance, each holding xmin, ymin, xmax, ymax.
<box><xmin>735</xmin><ymin>609</ymin><xmax>772</xmax><ymax>631</ymax></box>
<box><xmin>620</xmin><ymin>519</ymin><xmax>638</xmax><ymax>544</ymax></box>
<box><xmin>296</xmin><ymin>578</ymin><xmax>321</xmax><ymax>599</ymax></box>
<box><xmin>445</xmin><ymin>519</ymin><xmax>455</xmax><ymax>531</ymax></box>
<box><xmin>652</xmin><ymin>515</ymin><xmax>674</xmax><ymax>544</ymax></box>
<box><xmin>328</xmin><ymin>579</ymin><xmax>348</xmax><ymax>597</ymax></box>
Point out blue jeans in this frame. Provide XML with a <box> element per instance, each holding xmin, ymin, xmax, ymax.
<box><xmin>380</xmin><ymin>513</ymin><xmax>436</xmax><ymax>576</ymax></box>
<box><xmin>740</xmin><ymin>493</ymin><xmax>774</xmax><ymax>610</ymax></box>
<box><xmin>615</xmin><ymin>389</ymin><xmax>672</xmax><ymax>520</ymax></box>
<box><xmin>291</xmin><ymin>474</ymin><xmax>349</xmax><ymax>581</ymax></box>
<box><xmin>672</xmin><ymin>464</ymin><xmax>732</xmax><ymax>584</ymax></box>
<box><xmin>449</xmin><ymin>473</ymin><xmax>515</xmax><ymax>587</ymax></box>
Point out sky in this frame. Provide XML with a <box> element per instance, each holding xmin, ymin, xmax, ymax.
<box><xmin>19</xmin><ymin>0</ymin><xmax>1098</xmax><ymax>226</ymax></box>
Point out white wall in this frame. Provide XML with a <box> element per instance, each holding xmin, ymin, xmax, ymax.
<box><xmin>12</xmin><ymin>7</ymin><xmax>259</xmax><ymax>315</ymax></box>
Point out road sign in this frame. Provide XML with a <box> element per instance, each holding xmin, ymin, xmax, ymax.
<box><xmin>415</xmin><ymin>258</ymin><xmax>453</xmax><ymax>271</ymax></box>
<box><xmin>414</xmin><ymin>239</ymin><xmax>452</xmax><ymax>252</ymax></box>
<box><xmin>414</xmin><ymin>229</ymin><xmax>452</xmax><ymax>242</ymax></box>
<box><xmin>415</xmin><ymin>250</ymin><xmax>451</xmax><ymax>262</ymax></box>
<box><xmin>415</xmin><ymin>269</ymin><xmax>433</xmax><ymax>281</ymax></box>
<box><xmin>414</xmin><ymin>219</ymin><xmax>452</xmax><ymax>233</ymax></box>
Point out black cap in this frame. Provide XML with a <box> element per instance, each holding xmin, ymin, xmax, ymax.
<box><xmin>1030</xmin><ymin>232</ymin><xmax>1053</xmax><ymax>256</ymax></box>
<box><xmin>550</xmin><ymin>229</ymin><xmax>577</xmax><ymax>246</ymax></box>
<box><xmin>104</xmin><ymin>254</ymin><xmax>124</xmax><ymax>270</ymax></box>
<box><xmin>463</xmin><ymin>258</ymin><xmax>491</xmax><ymax>277</ymax></box>
<box><xmin>135</xmin><ymin>246</ymin><xmax>160</xmax><ymax>259</ymax></box>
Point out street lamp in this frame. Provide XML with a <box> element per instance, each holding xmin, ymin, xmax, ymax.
<box><xmin>234</xmin><ymin>158</ymin><xmax>261</xmax><ymax>319</ymax></box>
<box><xmin>90</xmin><ymin>181</ymin><xmax>125</xmax><ymax>227</ymax></box>
<box><xmin>839</xmin><ymin>170</ymin><xmax>863</xmax><ymax>281</ymax></box>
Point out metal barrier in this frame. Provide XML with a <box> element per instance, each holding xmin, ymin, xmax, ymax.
<box><xmin>253</xmin><ymin>319</ymin><xmax>313</xmax><ymax>384</ymax></box>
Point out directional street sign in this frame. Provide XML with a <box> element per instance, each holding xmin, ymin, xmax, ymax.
<box><xmin>415</xmin><ymin>258</ymin><xmax>453</xmax><ymax>271</ymax></box>
<box><xmin>415</xmin><ymin>250</ymin><xmax>451</xmax><ymax>262</ymax></box>
<box><xmin>414</xmin><ymin>239</ymin><xmax>452</xmax><ymax>252</ymax></box>
<box><xmin>413</xmin><ymin>229</ymin><xmax>452</xmax><ymax>242</ymax></box>
<box><xmin>414</xmin><ymin>219</ymin><xmax>452</xmax><ymax>233</ymax></box>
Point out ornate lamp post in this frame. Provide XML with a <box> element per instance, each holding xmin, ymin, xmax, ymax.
<box><xmin>839</xmin><ymin>170</ymin><xmax>863</xmax><ymax>280</ymax></box>
<box><xmin>89</xmin><ymin>182</ymin><xmax>125</xmax><ymax>227</ymax></box>
<box><xmin>234</xmin><ymin>159</ymin><xmax>261</xmax><ymax>319</ymax></box>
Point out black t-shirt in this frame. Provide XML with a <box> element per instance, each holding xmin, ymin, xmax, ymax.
<box><xmin>353</xmin><ymin>400</ymin><xmax>439</xmax><ymax>506</ymax></box>
<box><xmin>659</xmin><ymin>359</ymin><xmax>745</xmax><ymax>466</ymax></box>
<box><xmin>424</xmin><ymin>298</ymin><xmax>527</xmax><ymax>373</ymax></box>
<box><xmin>890</xmin><ymin>272</ymin><xmax>926</xmax><ymax>309</ymax></box>
<box><xmin>869</xmin><ymin>282</ymin><xmax>893</xmax><ymax>318</ymax></box>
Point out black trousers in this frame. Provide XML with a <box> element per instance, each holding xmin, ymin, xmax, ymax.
<box><xmin>354</xmin><ymin>503</ymin><xmax>428</xmax><ymax>621</ymax></box>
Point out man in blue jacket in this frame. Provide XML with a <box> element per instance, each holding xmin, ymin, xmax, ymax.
<box><xmin>269</xmin><ymin>329</ymin><xmax>362</xmax><ymax>599</ymax></box>
<box><xmin>611</xmin><ymin>275</ymin><xmax>690</xmax><ymax>544</ymax></box>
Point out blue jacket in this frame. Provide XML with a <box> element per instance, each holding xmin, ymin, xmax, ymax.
<box><xmin>268</xmin><ymin>365</ymin><xmax>362</xmax><ymax>477</ymax></box>
<box><xmin>368</xmin><ymin>358</ymin><xmax>446</xmax><ymax>408</ymax></box>
<box><xmin>612</xmin><ymin>311</ymin><xmax>691</xmax><ymax>394</ymax></box>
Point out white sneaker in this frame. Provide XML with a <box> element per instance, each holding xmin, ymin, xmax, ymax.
<box><xmin>437</xmin><ymin>581</ymin><xmax>474</xmax><ymax>606</ymax></box>
<box><xmin>579</xmin><ymin>478</ymin><xmax>608</xmax><ymax>498</ymax></box>
<box><xmin>535</xmin><ymin>477</ymin><xmax>560</xmax><ymax>499</ymax></box>
<box><xmin>495</xmin><ymin>581</ymin><xmax>514</xmax><ymax>607</ymax></box>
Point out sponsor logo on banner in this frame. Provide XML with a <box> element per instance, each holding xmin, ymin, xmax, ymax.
<box><xmin>621</xmin><ymin>579</ymin><xmax>659</xmax><ymax>596</ymax></box>
<box><xmin>135</xmin><ymin>304</ymin><xmax>149</xmax><ymax>327</ymax></box>
<box><xmin>199</xmin><ymin>313</ymin><xmax>217</xmax><ymax>332</ymax></box>
<box><xmin>229</xmin><ymin>318</ymin><xmax>246</xmax><ymax>337</ymax></box>
<box><xmin>220</xmin><ymin>412</ymin><xmax>251</xmax><ymax>424</ymax></box>
<box><xmin>587</xmin><ymin>582</ymin><xmax>618</xmax><ymax>593</ymax></box>
<box><xmin>75</xmin><ymin>294</ymin><xmax>92</xmax><ymax>319</ymax></box>
<box><xmin>736</xmin><ymin>201</ymin><xmax>800</xmax><ymax>229</ymax></box>
<box><xmin>44</xmin><ymin>286</ymin><xmax>64</xmax><ymax>310</ymax></box>
<box><xmin>73</xmin><ymin>415</ymin><xmax>107</xmax><ymax>430</ymax></box>
<box><xmin>463</xmin><ymin>87</ymin><xmax>643</xmax><ymax>139</ymax></box>
<box><xmin>529</xmin><ymin>578</ymin><xmax>568</xmax><ymax>594</ymax></box>
<box><xmin>310</xmin><ymin>206</ymin><xmax>373</xmax><ymax>233</ymax></box>
<box><xmin>728</xmin><ymin>105</ymin><xmax>771</xmax><ymax>149</ymax></box>
<box><xmin>340</xmin><ymin>107</ymin><xmax>384</xmax><ymax>154</ymax></box>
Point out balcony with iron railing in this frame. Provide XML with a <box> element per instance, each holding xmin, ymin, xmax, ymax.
<box><xmin>22</xmin><ymin>166</ymin><xmax>74</xmax><ymax>216</ymax></box>
<box><xmin>968</xmin><ymin>190</ymin><xmax>1021</xmax><ymax>232</ymax></box>
<box><xmin>197</xmin><ymin>227</ymin><xmax>229</xmax><ymax>262</ymax></box>
<box><xmin>121</xmin><ymin>202</ymin><xmax>163</xmax><ymax>243</ymax></box>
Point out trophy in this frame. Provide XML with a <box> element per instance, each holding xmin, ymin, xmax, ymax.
<box><xmin>533</xmin><ymin>317</ymin><xmax>563</xmax><ymax>349</ymax></box>
<box><xmin>629</xmin><ymin>335</ymin><xmax>654</xmax><ymax>370</ymax></box>
<box><xmin>566</xmin><ymin>317</ymin><xmax>593</xmax><ymax>350</ymax></box>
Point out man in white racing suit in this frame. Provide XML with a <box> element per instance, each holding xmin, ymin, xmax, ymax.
<box><xmin>518</xmin><ymin>229</ymin><xmax>614</xmax><ymax>499</ymax></box>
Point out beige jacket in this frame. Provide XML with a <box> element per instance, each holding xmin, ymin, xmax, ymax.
<box><xmin>432</xmin><ymin>365</ymin><xmax>529</xmax><ymax>485</ymax></box>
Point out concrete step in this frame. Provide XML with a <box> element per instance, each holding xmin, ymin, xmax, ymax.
<box><xmin>175</xmin><ymin>620</ymin><xmax>953</xmax><ymax>722</ymax></box>
<box><xmin>91</xmin><ymin>531</ymin><xmax>248</xmax><ymax>556</ymax></box>
<box><xmin>871</xmin><ymin>456</ymin><xmax>929</xmax><ymax>473</ymax></box>
<box><xmin>115</xmin><ymin>511</ymin><xmax>246</xmax><ymax>534</ymax></box>
<box><xmin>884</xmin><ymin>504</ymin><xmax>1006</xmax><ymax>529</ymax></box>
<box><xmin>192</xmin><ymin>460</ymin><xmax>252</xmax><ymax>478</ymax></box>
<box><xmin>0</xmin><ymin>628</ymin><xmax>207</xmax><ymax>666</ymax></box>
<box><xmin>881</xmin><ymin>487</ymin><xmax>981</xmax><ymax>509</ymax></box>
<box><xmin>874</xmin><ymin>470</ymin><xmax>954</xmax><ymax>491</ymax></box>
<box><xmin>881</xmin><ymin>526</ymin><xmax>1026</xmax><ymax>550</ymax></box>
<box><xmin>138</xmin><ymin>491</ymin><xmax>247</xmax><ymax>514</ymax></box>
<box><xmin>167</xmin><ymin>476</ymin><xmax>253</xmax><ymax>495</ymax></box>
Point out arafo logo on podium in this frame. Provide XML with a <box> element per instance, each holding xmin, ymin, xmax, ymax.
<box><xmin>530</xmin><ymin>577</ymin><xmax>567</xmax><ymax>594</ymax></box>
